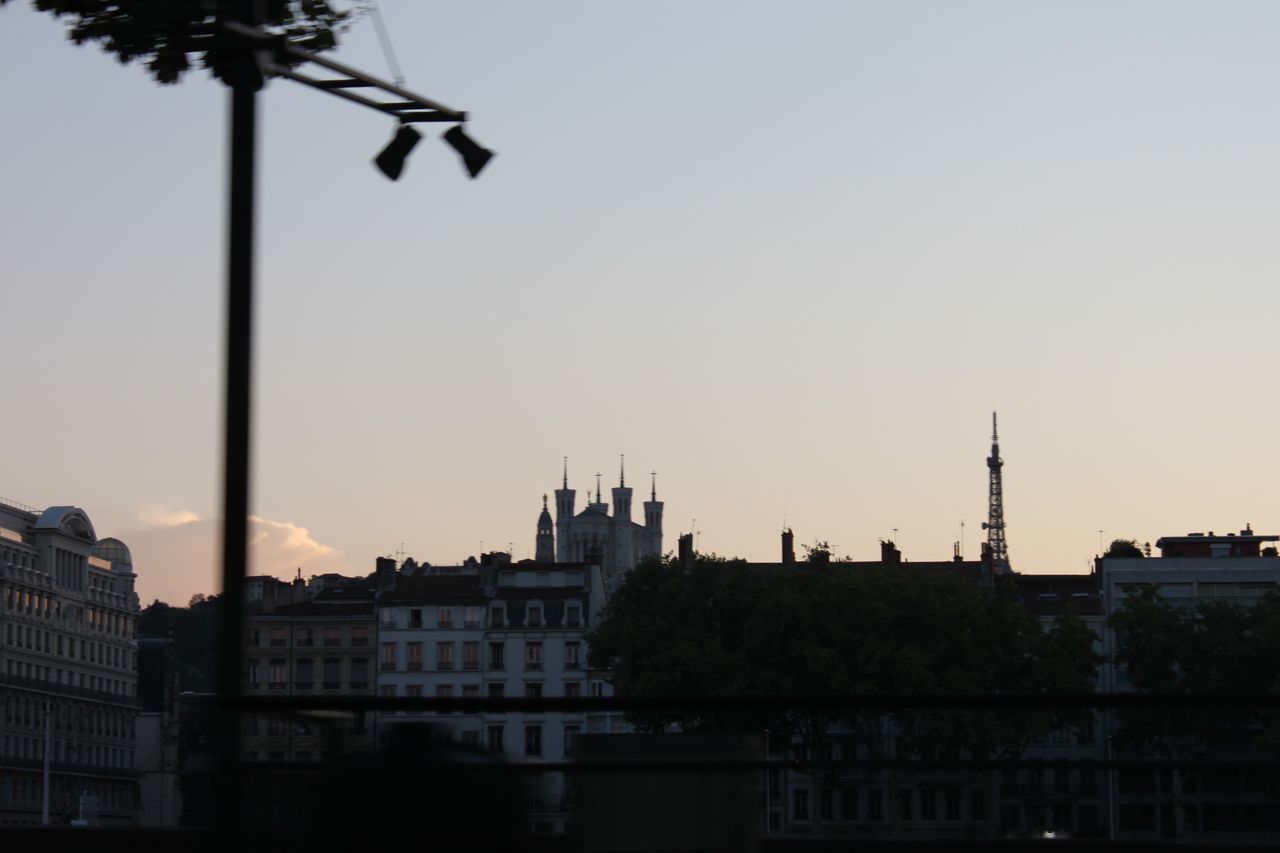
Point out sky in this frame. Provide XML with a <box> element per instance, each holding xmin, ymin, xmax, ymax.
<box><xmin>3</xmin><ymin>2</ymin><xmax>1280</xmax><ymax>606</ymax></box>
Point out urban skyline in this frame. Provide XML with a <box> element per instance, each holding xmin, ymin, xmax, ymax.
<box><xmin>5</xmin><ymin>2</ymin><xmax>1280</xmax><ymax>607</ymax></box>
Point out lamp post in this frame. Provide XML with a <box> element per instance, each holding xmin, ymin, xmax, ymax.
<box><xmin>209</xmin><ymin>12</ymin><xmax>491</xmax><ymax>839</ymax></box>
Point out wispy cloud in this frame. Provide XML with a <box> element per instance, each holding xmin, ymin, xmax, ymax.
<box><xmin>138</xmin><ymin>504</ymin><xmax>201</xmax><ymax>529</ymax></box>
<box><xmin>117</xmin><ymin>511</ymin><xmax>348</xmax><ymax>604</ymax></box>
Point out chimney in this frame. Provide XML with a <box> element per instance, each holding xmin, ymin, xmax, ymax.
<box><xmin>880</xmin><ymin>540</ymin><xmax>901</xmax><ymax>565</ymax></box>
<box><xmin>678</xmin><ymin>533</ymin><xmax>694</xmax><ymax>569</ymax></box>
<box><xmin>782</xmin><ymin>528</ymin><xmax>795</xmax><ymax>564</ymax></box>
<box><xmin>375</xmin><ymin>556</ymin><xmax>397</xmax><ymax>591</ymax></box>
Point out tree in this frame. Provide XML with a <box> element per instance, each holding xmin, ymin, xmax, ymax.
<box><xmin>140</xmin><ymin>593</ymin><xmax>223</xmax><ymax>692</ymax></box>
<box><xmin>1109</xmin><ymin>587</ymin><xmax>1280</xmax><ymax>837</ymax></box>
<box><xmin>589</xmin><ymin>557</ymin><xmax>1102</xmax><ymax>835</ymax></box>
<box><xmin>0</xmin><ymin>1</ymin><xmax>352</xmax><ymax>84</ymax></box>
<box><xmin>1104</xmin><ymin>539</ymin><xmax>1145</xmax><ymax>559</ymax></box>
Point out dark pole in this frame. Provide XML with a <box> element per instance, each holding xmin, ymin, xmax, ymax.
<box><xmin>215</xmin><ymin>48</ymin><xmax>261</xmax><ymax>840</ymax></box>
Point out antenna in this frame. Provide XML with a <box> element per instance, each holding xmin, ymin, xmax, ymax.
<box><xmin>985</xmin><ymin>411</ymin><xmax>1011</xmax><ymax>573</ymax></box>
<box><xmin>960</xmin><ymin>521</ymin><xmax>965</xmax><ymax>559</ymax></box>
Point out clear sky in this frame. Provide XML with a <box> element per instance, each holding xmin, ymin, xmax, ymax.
<box><xmin>4</xmin><ymin>2</ymin><xmax>1280</xmax><ymax>606</ymax></box>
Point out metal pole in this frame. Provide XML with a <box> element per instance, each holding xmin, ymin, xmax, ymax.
<box><xmin>41</xmin><ymin>701</ymin><xmax>50</xmax><ymax>824</ymax></box>
<box><xmin>215</xmin><ymin>58</ymin><xmax>260</xmax><ymax>839</ymax></box>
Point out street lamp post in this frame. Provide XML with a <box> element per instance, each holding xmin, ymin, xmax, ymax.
<box><xmin>209</xmin><ymin>13</ymin><xmax>490</xmax><ymax>840</ymax></box>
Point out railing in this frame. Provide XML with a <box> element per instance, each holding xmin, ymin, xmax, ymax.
<box><xmin>0</xmin><ymin>495</ymin><xmax>41</xmax><ymax>514</ymax></box>
<box><xmin>0</xmin><ymin>673</ymin><xmax>141</xmax><ymax>707</ymax></box>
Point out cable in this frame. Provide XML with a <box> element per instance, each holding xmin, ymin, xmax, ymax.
<box><xmin>365</xmin><ymin>1</ymin><xmax>405</xmax><ymax>88</ymax></box>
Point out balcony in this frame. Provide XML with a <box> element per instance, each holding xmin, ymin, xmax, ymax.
<box><xmin>407</xmin><ymin>662</ymin><xmax>422</xmax><ymax>671</ymax></box>
<box><xmin>322</xmin><ymin>681</ymin><xmax>341</xmax><ymax>690</ymax></box>
<box><xmin>323</xmin><ymin>639</ymin><xmax>341</xmax><ymax>648</ymax></box>
<box><xmin>463</xmin><ymin>661</ymin><xmax>479</xmax><ymax>671</ymax></box>
<box><xmin>295</xmin><ymin>681</ymin><xmax>313</xmax><ymax>690</ymax></box>
<box><xmin>438</xmin><ymin>662</ymin><xmax>454</xmax><ymax>671</ymax></box>
<box><xmin>380</xmin><ymin>662</ymin><xmax>396</xmax><ymax>672</ymax></box>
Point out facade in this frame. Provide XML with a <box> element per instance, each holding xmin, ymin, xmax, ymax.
<box><xmin>243</xmin><ymin>578</ymin><xmax>378</xmax><ymax>764</ymax></box>
<box><xmin>0</xmin><ymin>498</ymin><xmax>141</xmax><ymax>825</ymax></box>
<box><xmin>553</xmin><ymin>462</ymin><xmax>663</xmax><ymax>585</ymax></box>
<box><xmin>375</xmin><ymin>553</ymin><xmax>623</xmax><ymax>835</ymax></box>
<box><xmin>135</xmin><ymin>637</ymin><xmax>181</xmax><ymax>826</ymax></box>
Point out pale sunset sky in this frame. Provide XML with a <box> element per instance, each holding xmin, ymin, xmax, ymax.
<box><xmin>3</xmin><ymin>2</ymin><xmax>1279</xmax><ymax>606</ymax></box>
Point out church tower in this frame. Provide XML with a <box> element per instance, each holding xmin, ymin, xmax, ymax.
<box><xmin>554</xmin><ymin>457</ymin><xmax>576</xmax><ymax>563</ymax></box>
<box><xmin>643</xmin><ymin>471</ymin><xmax>664</xmax><ymax>559</ymax></box>
<box><xmin>611</xmin><ymin>455</ymin><xmax>634</xmax><ymax>571</ymax></box>
<box><xmin>536</xmin><ymin>494</ymin><xmax>555</xmax><ymax>563</ymax></box>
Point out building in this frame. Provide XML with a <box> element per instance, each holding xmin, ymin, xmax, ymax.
<box><xmin>135</xmin><ymin>637</ymin><xmax>181</xmax><ymax>826</ymax></box>
<box><xmin>0</xmin><ymin>498</ymin><xmax>141</xmax><ymax>825</ymax></box>
<box><xmin>375</xmin><ymin>552</ymin><xmax>623</xmax><ymax>835</ymax></box>
<box><xmin>553</xmin><ymin>461</ymin><xmax>663</xmax><ymax>584</ymax></box>
<box><xmin>243</xmin><ymin>575</ymin><xmax>378</xmax><ymax>766</ymax></box>
<box><xmin>1099</xmin><ymin>527</ymin><xmax>1280</xmax><ymax>841</ymax></box>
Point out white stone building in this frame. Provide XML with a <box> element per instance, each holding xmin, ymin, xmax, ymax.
<box><xmin>0</xmin><ymin>499</ymin><xmax>140</xmax><ymax>825</ymax></box>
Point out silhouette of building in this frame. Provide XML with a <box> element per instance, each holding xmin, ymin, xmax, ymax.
<box><xmin>553</xmin><ymin>459</ymin><xmax>663</xmax><ymax>586</ymax></box>
<box><xmin>0</xmin><ymin>499</ymin><xmax>140</xmax><ymax>825</ymax></box>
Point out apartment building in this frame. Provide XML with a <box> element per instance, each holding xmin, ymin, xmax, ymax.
<box><xmin>375</xmin><ymin>553</ymin><xmax>619</xmax><ymax>835</ymax></box>
<box><xmin>0</xmin><ymin>499</ymin><xmax>140</xmax><ymax>825</ymax></box>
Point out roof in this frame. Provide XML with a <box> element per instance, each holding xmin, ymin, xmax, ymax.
<box><xmin>379</xmin><ymin>574</ymin><xmax>485</xmax><ymax>604</ymax></box>
<box><xmin>34</xmin><ymin>506</ymin><xmax>96</xmax><ymax>542</ymax></box>
<box><xmin>257</xmin><ymin>601</ymin><xmax>374</xmax><ymax>619</ymax></box>
<box><xmin>91</xmin><ymin>537</ymin><xmax>133</xmax><ymax>568</ymax></box>
<box><xmin>1010</xmin><ymin>573</ymin><xmax>1103</xmax><ymax>616</ymax></box>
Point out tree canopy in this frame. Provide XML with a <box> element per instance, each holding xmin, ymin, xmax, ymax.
<box><xmin>1</xmin><ymin>1</ymin><xmax>352</xmax><ymax>84</ymax></box>
<box><xmin>139</xmin><ymin>593</ymin><xmax>223</xmax><ymax>692</ymax></box>
<box><xmin>1104</xmin><ymin>538</ymin><xmax>1145</xmax><ymax>559</ymax></box>
<box><xmin>587</xmin><ymin>555</ymin><xmax>1101</xmax><ymax>756</ymax></box>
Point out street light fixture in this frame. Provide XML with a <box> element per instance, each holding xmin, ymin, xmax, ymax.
<box><xmin>208</xmin><ymin>13</ymin><xmax>493</xmax><ymax>841</ymax></box>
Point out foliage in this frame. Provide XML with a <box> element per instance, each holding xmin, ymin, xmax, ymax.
<box><xmin>139</xmin><ymin>593</ymin><xmax>223</xmax><ymax>692</ymax></box>
<box><xmin>0</xmin><ymin>1</ymin><xmax>353</xmax><ymax>84</ymax></box>
<box><xmin>1104</xmin><ymin>538</ymin><xmax>1145</xmax><ymax>559</ymax></box>
<box><xmin>588</xmin><ymin>556</ymin><xmax>1101</xmax><ymax>759</ymax></box>
<box><xmin>1109</xmin><ymin>587</ymin><xmax>1280</xmax><ymax>836</ymax></box>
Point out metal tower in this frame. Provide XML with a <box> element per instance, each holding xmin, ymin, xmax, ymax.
<box><xmin>982</xmin><ymin>412</ymin><xmax>1011</xmax><ymax>574</ymax></box>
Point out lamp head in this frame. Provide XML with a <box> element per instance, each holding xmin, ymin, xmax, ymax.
<box><xmin>442</xmin><ymin>125</ymin><xmax>495</xmax><ymax>179</ymax></box>
<box><xmin>374</xmin><ymin>124</ymin><xmax>422</xmax><ymax>181</ymax></box>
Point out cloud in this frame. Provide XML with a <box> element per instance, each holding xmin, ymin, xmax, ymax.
<box><xmin>138</xmin><ymin>504</ymin><xmax>201</xmax><ymax>528</ymax></box>
<box><xmin>113</xmin><ymin>511</ymin><xmax>348</xmax><ymax>605</ymax></box>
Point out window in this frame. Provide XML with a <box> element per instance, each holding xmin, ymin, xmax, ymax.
<box><xmin>525</xmin><ymin>682</ymin><xmax>542</xmax><ymax>698</ymax></box>
<box><xmin>246</xmin><ymin>660</ymin><xmax>259</xmax><ymax>687</ymax></box>
<box><xmin>295</xmin><ymin>658</ymin><xmax>313</xmax><ymax>689</ymax></box>
<box><xmin>270</xmin><ymin>628</ymin><xmax>287</xmax><ymax>647</ymax></box>
<box><xmin>945</xmin><ymin>789</ymin><xmax>961</xmax><ymax>821</ymax></box>
<box><xmin>898</xmin><ymin>790</ymin><xmax>912</xmax><ymax>821</ymax></box>
<box><xmin>461</xmin><ymin>730</ymin><xmax>479</xmax><ymax>747</ymax></box>
<box><xmin>409</xmin><ymin>608</ymin><xmax>423</xmax><ymax>628</ymax></box>
<box><xmin>921</xmin><ymin>789</ymin><xmax>937</xmax><ymax>820</ymax></box>
<box><xmin>379</xmin><ymin>685</ymin><xmax>396</xmax><ymax>698</ymax></box>
<box><xmin>380</xmin><ymin>610</ymin><xmax>395</xmax><ymax>628</ymax></box>
<box><xmin>490</xmin><ymin>603</ymin><xmax>506</xmax><ymax>627</ymax></box>
<box><xmin>323</xmin><ymin>627</ymin><xmax>341</xmax><ymax>648</ymax></box>
<box><xmin>565</xmin><ymin>682</ymin><xmax>581</xmax><ymax>697</ymax></box>
<box><xmin>269</xmin><ymin>659</ymin><xmax>287</xmax><ymax>689</ymax></box>
<box><xmin>462</xmin><ymin>684</ymin><xmax>480</xmax><ymax>698</ymax></box>
<box><xmin>323</xmin><ymin>658</ymin><xmax>340</xmax><ymax>689</ymax></box>
<box><xmin>524</xmin><ymin>724</ymin><xmax>542</xmax><ymax>757</ymax></box>
<box><xmin>970</xmin><ymin>790</ymin><xmax>985</xmax><ymax>822</ymax></box>
<box><xmin>464</xmin><ymin>606</ymin><xmax>483</xmax><ymax>629</ymax></box>
<box><xmin>564</xmin><ymin>724</ymin><xmax>580</xmax><ymax>755</ymax></box>
<box><xmin>350</xmin><ymin>658</ymin><xmax>369</xmax><ymax>689</ymax></box>
<box><xmin>527</xmin><ymin>604</ymin><xmax>543</xmax><ymax>627</ymax></box>
<box><xmin>868</xmin><ymin>790</ymin><xmax>883</xmax><ymax>821</ymax></box>
<box><xmin>525</xmin><ymin>642</ymin><xmax>542</xmax><ymax>670</ymax></box>
<box><xmin>437</xmin><ymin>642</ymin><xmax>454</xmax><ymax>670</ymax></box>
<box><xmin>297</xmin><ymin>628</ymin><xmax>313</xmax><ymax>647</ymax></box>
<box><xmin>436</xmin><ymin>685</ymin><xmax>453</xmax><ymax>698</ymax></box>
<box><xmin>351</xmin><ymin>627</ymin><xmax>368</xmax><ymax>647</ymax></box>
<box><xmin>489</xmin><ymin>642</ymin><xmax>505</xmax><ymax>669</ymax></box>
<box><xmin>821</xmin><ymin>788</ymin><xmax>834</xmax><ymax>821</ymax></box>
<box><xmin>793</xmin><ymin>789</ymin><xmax>810</xmax><ymax>821</ymax></box>
<box><xmin>487</xmin><ymin>725</ymin><xmax>504</xmax><ymax>752</ymax></box>
<box><xmin>841</xmin><ymin>788</ymin><xmax>857</xmax><ymax>821</ymax></box>
<box><xmin>564</xmin><ymin>641</ymin><xmax>581</xmax><ymax>669</ymax></box>
<box><xmin>438</xmin><ymin>607</ymin><xmax>453</xmax><ymax>628</ymax></box>
<box><xmin>488</xmin><ymin>683</ymin><xmax>504</xmax><ymax>698</ymax></box>
<box><xmin>406</xmin><ymin>684</ymin><xmax>422</xmax><ymax>698</ymax></box>
<box><xmin>566</xmin><ymin>603</ymin><xmax>582</xmax><ymax>628</ymax></box>
<box><xmin>590</xmin><ymin>681</ymin><xmax>604</xmax><ymax>698</ymax></box>
<box><xmin>380</xmin><ymin>642</ymin><xmax>397</xmax><ymax>671</ymax></box>
<box><xmin>463</xmin><ymin>641</ymin><xmax>479</xmax><ymax>670</ymax></box>
<box><xmin>406</xmin><ymin>642</ymin><xmax>423</xmax><ymax>671</ymax></box>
